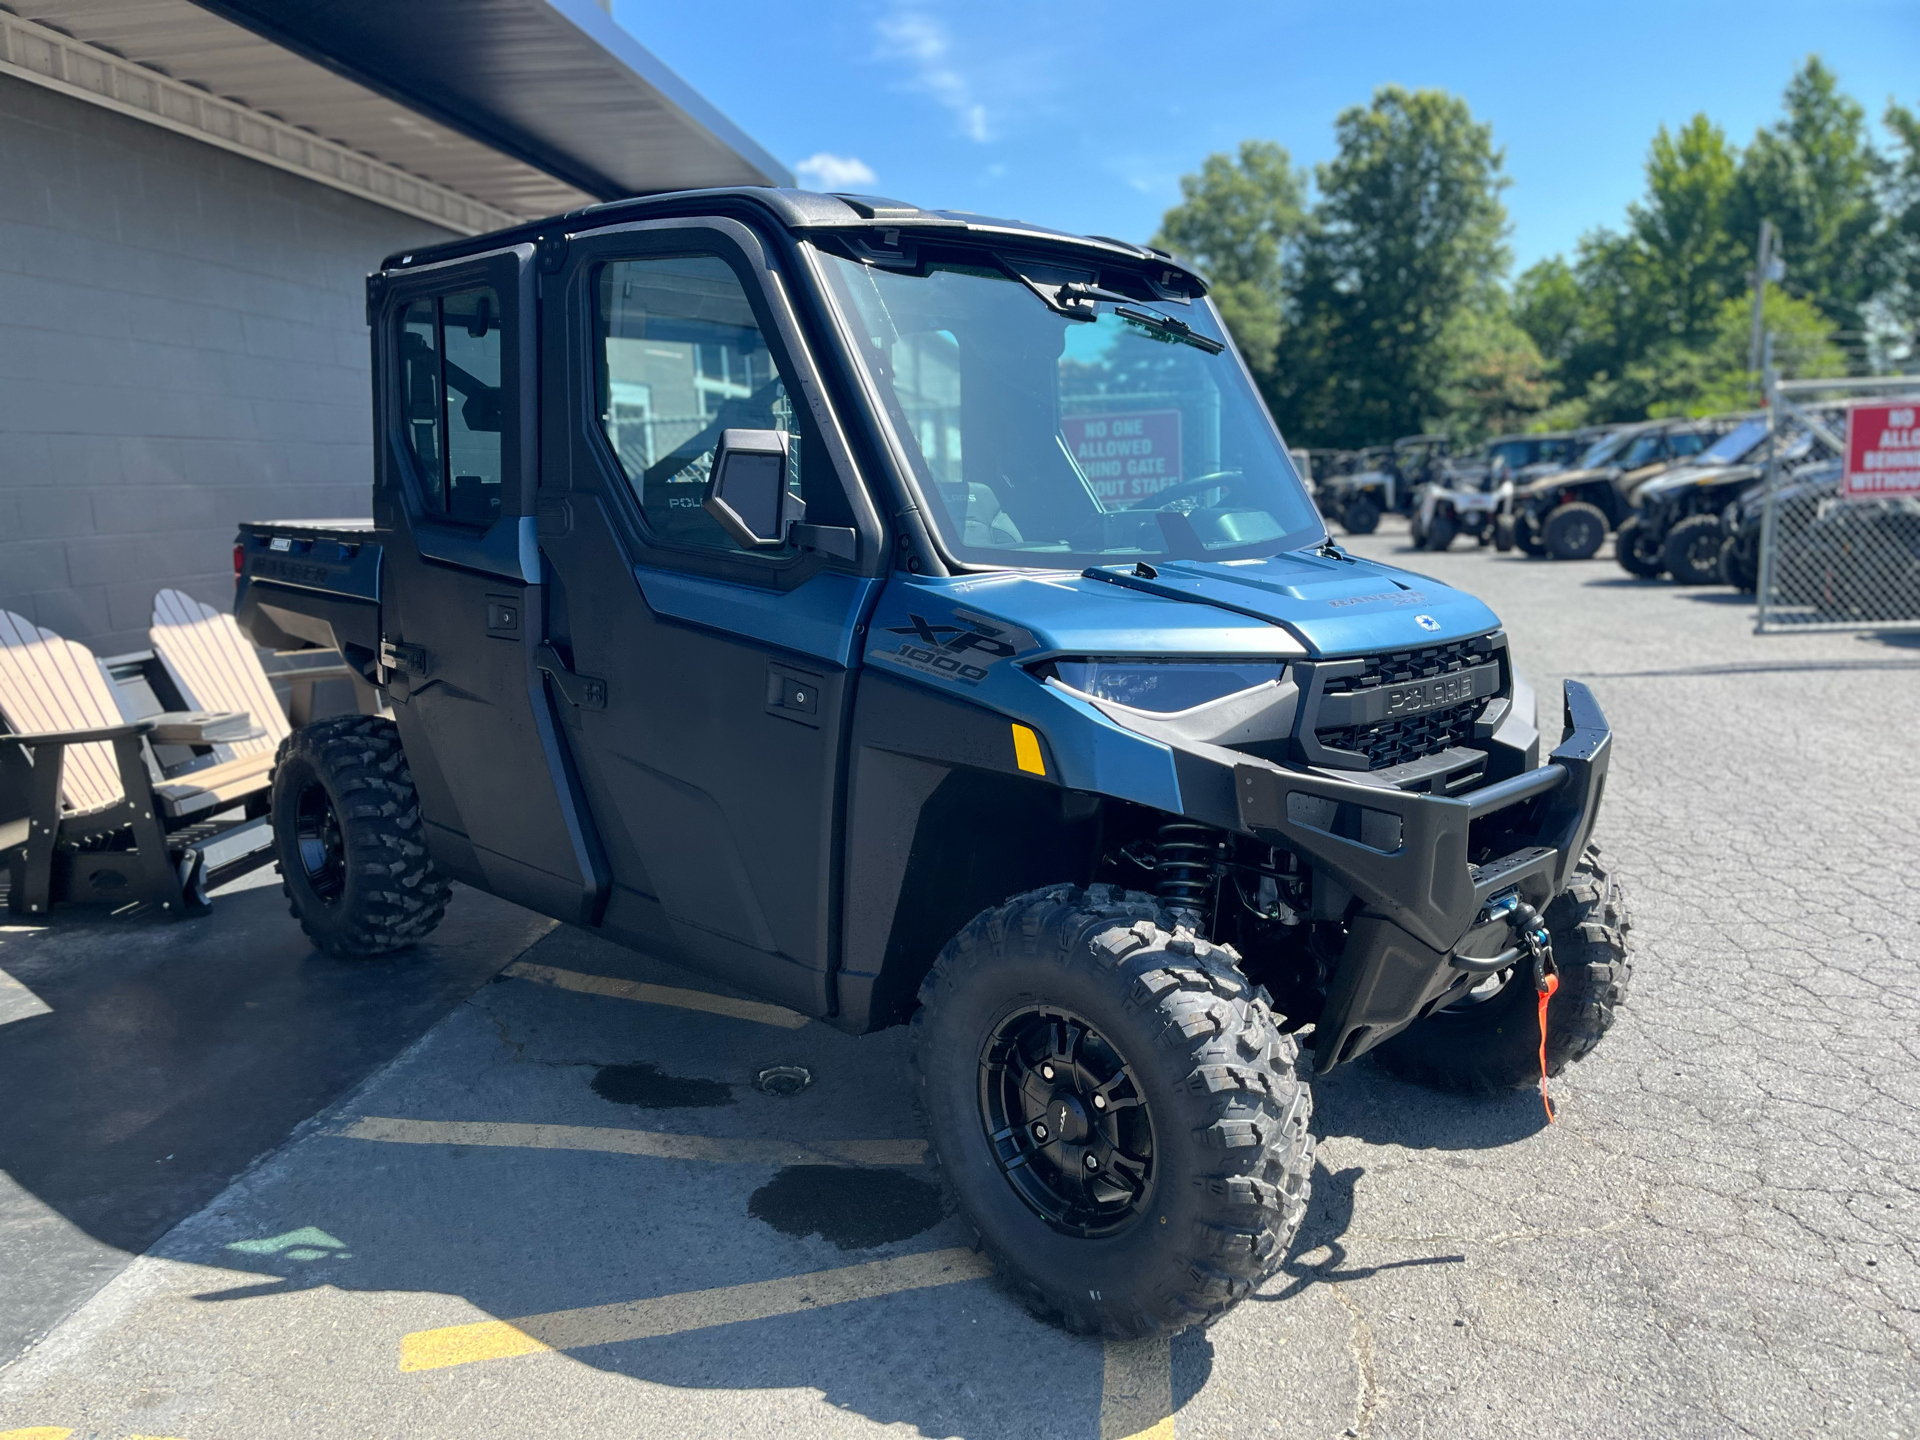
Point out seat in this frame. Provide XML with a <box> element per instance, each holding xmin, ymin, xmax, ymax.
<box><xmin>0</xmin><ymin>609</ymin><xmax>274</xmax><ymax>917</ymax></box>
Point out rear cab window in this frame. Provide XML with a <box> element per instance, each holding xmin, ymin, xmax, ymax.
<box><xmin>397</xmin><ymin>287</ymin><xmax>503</xmax><ymax>525</ymax></box>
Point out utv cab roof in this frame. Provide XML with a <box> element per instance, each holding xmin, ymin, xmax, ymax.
<box><xmin>377</xmin><ymin>186</ymin><xmax>1210</xmax><ymax>295</ymax></box>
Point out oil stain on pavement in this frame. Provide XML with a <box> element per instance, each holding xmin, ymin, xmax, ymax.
<box><xmin>748</xmin><ymin>1165</ymin><xmax>946</xmax><ymax>1249</ymax></box>
<box><xmin>590</xmin><ymin>1061</ymin><xmax>735</xmax><ymax>1109</ymax></box>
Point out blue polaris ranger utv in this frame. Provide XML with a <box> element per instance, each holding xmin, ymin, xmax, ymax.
<box><xmin>235</xmin><ymin>188</ymin><xmax>1631</xmax><ymax>1339</ymax></box>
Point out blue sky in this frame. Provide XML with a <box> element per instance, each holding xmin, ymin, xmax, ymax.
<box><xmin>619</xmin><ymin>0</ymin><xmax>1917</xmax><ymax>276</ymax></box>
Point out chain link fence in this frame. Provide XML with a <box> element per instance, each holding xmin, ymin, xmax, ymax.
<box><xmin>1754</xmin><ymin>379</ymin><xmax>1920</xmax><ymax>634</ymax></box>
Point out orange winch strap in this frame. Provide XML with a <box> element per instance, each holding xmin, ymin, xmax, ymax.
<box><xmin>1536</xmin><ymin>969</ymin><xmax>1559</xmax><ymax>1124</ymax></box>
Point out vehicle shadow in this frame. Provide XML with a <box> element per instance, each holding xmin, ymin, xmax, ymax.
<box><xmin>54</xmin><ymin>925</ymin><xmax>1218</xmax><ymax>1440</ymax></box>
<box><xmin>1254</xmin><ymin>1158</ymin><xmax>1465</xmax><ymax>1305</ymax></box>
<box><xmin>1312</xmin><ymin>1055</ymin><xmax>1548</xmax><ymax>1151</ymax></box>
<box><xmin>1678</xmin><ymin>590</ymin><xmax>1756</xmax><ymax>605</ymax></box>
<box><xmin>0</xmin><ymin>876</ymin><xmax>552</xmax><ymax>1362</ymax></box>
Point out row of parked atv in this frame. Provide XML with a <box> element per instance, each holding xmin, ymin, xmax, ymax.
<box><xmin>1305</xmin><ymin>407</ymin><xmax>1853</xmax><ymax>591</ymax></box>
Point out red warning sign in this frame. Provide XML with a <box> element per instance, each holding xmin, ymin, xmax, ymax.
<box><xmin>1843</xmin><ymin>402</ymin><xmax>1920</xmax><ymax>498</ymax></box>
<box><xmin>1065</xmin><ymin>410</ymin><xmax>1183</xmax><ymax>505</ymax></box>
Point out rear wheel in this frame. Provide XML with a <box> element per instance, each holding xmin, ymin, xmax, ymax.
<box><xmin>1493</xmin><ymin>515</ymin><xmax>1516</xmax><ymax>552</ymax></box>
<box><xmin>914</xmin><ymin>885</ymin><xmax>1313</xmax><ymax>1338</ymax></box>
<box><xmin>1516</xmin><ymin>515</ymin><xmax>1548</xmax><ymax>556</ymax></box>
<box><xmin>1664</xmin><ymin>514</ymin><xmax>1725</xmax><ymax>584</ymax></box>
<box><xmin>1342</xmin><ymin>495</ymin><xmax>1381</xmax><ymax>535</ymax></box>
<box><xmin>1542</xmin><ymin>502</ymin><xmax>1607</xmax><ymax>560</ymax></box>
<box><xmin>1614</xmin><ymin>515</ymin><xmax>1665</xmax><ymax>577</ymax></box>
<box><xmin>1425</xmin><ymin>512</ymin><xmax>1457</xmax><ymax>551</ymax></box>
<box><xmin>1373</xmin><ymin>846</ymin><xmax>1630</xmax><ymax>1094</ymax></box>
<box><xmin>270</xmin><ymin>715</ymin><xmax>449</xmax><ymax>957</ymax></box>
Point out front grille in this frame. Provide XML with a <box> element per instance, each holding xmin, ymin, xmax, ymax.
<box><xmin>1321</xmin><ymin>638</ymin><xmax>1483</xmax><ymax>695</ymax></box>
<box><xmin>1315</xmin><ymin>636</ymin><xmax>1497</xmax><ymax>770</ymax></box>
<box><xmin>1318</xmin><ymin>704</ymin><xmax>1481</xmax><ymax>769</ymax></box>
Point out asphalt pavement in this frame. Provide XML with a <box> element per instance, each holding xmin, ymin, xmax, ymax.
<box><xmin>2</xmin><ymin>519</ymin><xmax>1916</xmax><ymax>1439</ymax></box>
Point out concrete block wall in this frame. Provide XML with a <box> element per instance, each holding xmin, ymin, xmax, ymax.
<box><xmin>0</xmin><ymin>76</ymin><xmax>456</xmax><ymax>655</ymax></box>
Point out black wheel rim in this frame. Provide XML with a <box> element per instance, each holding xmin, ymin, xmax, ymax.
<box><xmin>978</xmin><ymin>1005</ymin><xmax>1155</xmax><ymax>1237</ymax></box>
<box><xmin>1560</xmin><ymin>516</ymin><xmax>1597</xmax><ymax>553</ymax></box>
<box><xmin>294</xmin><ymin>780</ymin><xmax>345</xmax><ymax>904</ymax></box>
<box><xmin>1684</xmin><ymin>533</ymin><xmax>1719</xmax><ymax>572</ymax></box>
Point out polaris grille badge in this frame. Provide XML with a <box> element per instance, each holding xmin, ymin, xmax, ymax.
<box><xmin>1415</xmin><ymin>614</ymin><xmax>1442</xmax><ymax>631</ymax></box>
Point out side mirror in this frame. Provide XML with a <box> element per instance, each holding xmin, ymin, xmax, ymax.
<box><xmin>703</xmin><ymin>428</ymin><xmax>793</xmax><ymax>549</ymax></box>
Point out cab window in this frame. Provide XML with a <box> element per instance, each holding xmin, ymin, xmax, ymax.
<box><xmin>593</xmin><ymin>256</ymin><xmax>808</xmax><ymax>554</ymax></box>
<box><xmin>396</xmin><ymin>288</ymin><xmax>504</xmax><ymax>525</ymax></box>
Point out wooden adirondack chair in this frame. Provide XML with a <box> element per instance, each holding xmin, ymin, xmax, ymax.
<box><xmin>151</xmin><ymin>587</ymin><xmax>371</xmax><ymax>733</ymax></box>
<box><xmin>150</xmin><ymin>589</ymin><xmax>290</xmax><ymax>761</ymax></box>
<box><xmin>0</xmin><ymin>609</ymin><xmax>272</xmax><ymax>916</ymax></box>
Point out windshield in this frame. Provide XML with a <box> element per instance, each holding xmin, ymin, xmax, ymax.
<box><xmin>1620</xmin><ymin>433</ymin><xmax>1667</xmax><ymax>468</ymax></box>
<box><xmin>1697</xmin><ymin>419</ymin><xmax>1768</xmax><ymax>464</ymax></box>
<box><xmin>1577</xmin><ymin>430</ymin><xmax>1631</xmax><ymax>469</ymax></box>
<box><xmin>815</xmin><ymin>251</ymin><xmax>1322</xmax><ymax>566</ymax></box>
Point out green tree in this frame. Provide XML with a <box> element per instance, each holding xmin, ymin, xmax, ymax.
<box><xmin>1583</xmin><ymin>286</ymin><xmax>1843</xmax><ymax>420</ymax></box>
<box><xmin>1512</xmin><ymin>255</ymin><xmax>1587</xmax><ymax>373</ymax></box>
<box><xmin>1516</xmin><ymin>115</ymin><xmax>1745</xmax><ymax>416</ymax></box>
<box><xmin>1150</xmin><ymin>141</ymin><xmax>1306</xmax><ymax>384</ymax></box>
<box><xmin>1729</xmin><ymin>57</ymin><xmax>1889</xmax><ymax>332</ymax></box>
<box><xmin>1626</xmin><ymin>115</ymin><xmax>1746</xmax><ymax>347</ymax></box>
<box><xmin>1278</xmin><ymin>86</ymin><xmax>1511</xmax><ymax>447</ymax></box>
<box><xmin>1434</xmin><ymin>304</ymin><xmax>1551</xmax><ymax>441</ymax></box>
<box><xmin>1881</xmin><ymin>99</ymin><xmax>1920</xmax><ymax>342</ymax></box>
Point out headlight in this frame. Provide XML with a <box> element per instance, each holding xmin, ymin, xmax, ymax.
<box><xmin>1033</xmin><ymin>657</ymin><xmax>1286</xmax><ymax>713</ymax></box>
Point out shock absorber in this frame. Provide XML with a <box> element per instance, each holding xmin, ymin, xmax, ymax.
<box><xmin>1153</xmin><ymin>821</ymin><xmax>1217</xmax><ymax>914</ymax></box>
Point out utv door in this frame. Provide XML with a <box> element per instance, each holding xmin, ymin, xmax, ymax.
<box><xmin>535</xmin><ymin>218</ymin><xmax>885</xmax><ymax>1015</ymax></box>
<box><xmin>371</xmin><ymin>246</ymin><xmax>602</xmax><ymax>922</ymax></box>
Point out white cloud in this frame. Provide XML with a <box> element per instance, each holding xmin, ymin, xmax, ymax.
<box><xmin>875</xmin><ymin>6</ymin><xmax>990</xmax><ymax>142</ymax></box>
<box><xmin>794</xmin><ymin>153</ymin><xmax>880</xmax><ymax>191</ymax></box>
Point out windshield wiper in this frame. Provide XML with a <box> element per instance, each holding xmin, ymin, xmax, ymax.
<box><xmin>1113</xmin><ymin>305</ymin><xmax>1225</xmax><ymax>354</ymax></box>
<box><xmin>1004</xmin><ymin>268</ymin><xmax>1226</xmax><ymax>353</ymax></box>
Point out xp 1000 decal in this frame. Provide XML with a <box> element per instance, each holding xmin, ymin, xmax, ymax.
<box><xmin>871</xmin><ymin>606</ymin><xmax>1038</xmax><ymax>686</ymax></box>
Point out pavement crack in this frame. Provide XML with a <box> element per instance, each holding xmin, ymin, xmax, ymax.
<box><xmin>1327</xmin><ymin>1280</ymin><xmax>1379</xmax><ymax>1440</ymax></box>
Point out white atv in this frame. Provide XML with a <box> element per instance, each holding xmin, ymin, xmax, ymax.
<box><xmin>1410</xmin><ymin>458</ymin><xmax>1512</xmax><ymax>551</ymax></box>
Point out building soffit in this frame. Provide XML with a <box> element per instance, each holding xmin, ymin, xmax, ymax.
<box><xmin>0</xmin><ymin>0</ymin><xmax>789</xmax><ymax>236</ymax></box>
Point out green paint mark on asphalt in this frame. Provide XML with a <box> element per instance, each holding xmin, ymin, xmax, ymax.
<box><xmin>225</xmin><ymin>1226</ymin><xmax>350</xmax><ymax>1258</ymax></box>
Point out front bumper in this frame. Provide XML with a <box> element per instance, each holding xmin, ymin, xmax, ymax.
<box><xmin>1232</xmin><ymin>680</ymin><xmax>1613</xmax><ymax>1071</ymax></box>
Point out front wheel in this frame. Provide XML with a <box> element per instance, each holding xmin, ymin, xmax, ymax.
<box><xmin>1425</xmin><ymin>512</ymin><xmax>1457</xmax><ymax>551</ymax></box>
<box><xmin>1542</xmin><ymin>502</ymin><xmax>1608</xmax><ymax>560</ymax></box>
<box><xmin>1372</xmin><ymin>845</ymin><xmax>1631</xmax><ymax>1094</ymax></box>
<box><xmin>1343</xmin><ymin>495</ymin><xmax>1382</xmax><ymax>535</ymax></box>
<box><xmin>913</xmin><ymin>885</ymin><xmax>1313</xmax><ymax>1338</ymax></box>
<box><xmin>270</xmin><ymin>715</ymin><xmax>450</xmax><ymax>957</ymax></box>
<box><xmin>1663</xmin><ymin>514</ymin><xmax>1726</xmax><ymax>584</ymax></box>
<box><xmin>1614</xmin><ymin>515</ymin><xmax>1665</xmax><ymax>577</ymax></box>
<box><xmin>1719</xmin><ymin>529</ymin><xmax>1758</xmax><ymax>592</ymax></box>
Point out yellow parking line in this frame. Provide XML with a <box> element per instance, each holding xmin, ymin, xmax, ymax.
<box><xmin>1101</xmin><ymin>1336</ymin><xmax>1175</xmax><ymax>1440</ymax></box>
<box><xmin>500</xmin><ymin>960</ymin><xmax>809</xmax><ymax>1029</ymax></box>
<box><xmin>0</xmin><ymin>1429</ymin><xmax>74</xmax><ymax>1439</ymax></box>
<box><xmin>340</xmin><ymin>1116</ymin><xmax>925</xmax><ymax>1168</ymax></box>
<box><xmin>400</xmin><ymin>1246</ymin><xmax>994</xmax><ymax>1371</ymax></box>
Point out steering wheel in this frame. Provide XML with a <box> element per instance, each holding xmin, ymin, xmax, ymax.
<box><xmin>1148</xmin><ymin>469</ymin><xmax>1245</xmax><ymax>514</ymax></box>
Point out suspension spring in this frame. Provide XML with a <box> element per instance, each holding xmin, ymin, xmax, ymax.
<box><xmin>1153</xmin><ymin>821</ymin><xmax>1218</xmax><ymax>912</ymax></box>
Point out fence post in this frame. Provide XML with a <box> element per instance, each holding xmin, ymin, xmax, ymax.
<box><xmin>1754</xmin><ymin>336</ymin><xmax>1779</xmax><ymax>633</ymax></box>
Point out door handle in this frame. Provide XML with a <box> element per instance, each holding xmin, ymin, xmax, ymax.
<box><xmin>537</xmin><ymin>643</ymin><xmax>606</xmax><ymax>711</ymax></box>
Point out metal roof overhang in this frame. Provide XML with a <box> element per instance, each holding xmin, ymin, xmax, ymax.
<box><xmin>3</xmin><ymin>0</ymin><xmax>790</xmax><ymax>232</ymax></box>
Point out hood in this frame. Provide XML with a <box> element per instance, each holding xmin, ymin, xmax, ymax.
<box><xmin>1088</xmin><ymin>554</ymin><xmax>1500</xmax><ymax>655</ymax></box>
<box><xmin>1517</xmin><ymin>465</ymin><xmax>1614</xmax><ymax>496</ymax></box>
<box><xmin>1636</xmin><ymin>462</ymin><xmax>1762</xmax><ymax>501</ymax></box>
<box><xmin>869</xmin><ymin>550</ymin><xmax>1502</xmax><ymax>678</ymax></box>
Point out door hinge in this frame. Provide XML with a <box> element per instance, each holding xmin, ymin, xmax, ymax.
<box><xmin>538</xmin><ymin>643</ymin><xmax>606</xmax><ymax>710</ymax></box>
<box><xmin>380</xmin><ymin>638</ymin><xmax>432</xmax><ymax>680</ymax></box>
